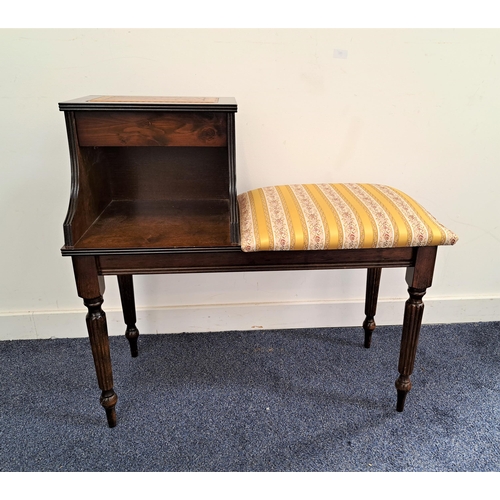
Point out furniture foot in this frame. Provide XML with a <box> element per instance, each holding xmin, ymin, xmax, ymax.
<box><xmin>395</xmin><ymin>375</ymin><xmax>411</xmax><ymax>411</ymax></box>
<box><xmin>117</xmin><ymin>275</ymin><xmax>140</xmax><ymax>357</ymax></box>
<box><xmin>126</xmin><ymin>328</ymin><xmax>139</xmax><ymax>358</ymax></box>
<box><xmin>100</xmin><ymin>389</ymin><xmax>118</xmax><ymax>428</ymax></box>
<box><xmin>363</xmin><ymin>267</ymin><xmax>381</xmax><ymax>348</ymax></box>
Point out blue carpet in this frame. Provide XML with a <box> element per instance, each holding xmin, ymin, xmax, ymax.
<box><xmin>0</xmin><ymin>322</ymin><xmax>499</xmax><ymax>471</ymax></box>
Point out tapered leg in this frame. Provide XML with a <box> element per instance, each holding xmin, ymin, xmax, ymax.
<box><xmin>73</xmin><ymin>256</ymin><xmax>118</xmax><ymax>427</ymax></box>
<box><xmin>362</xmin><ymin>267</ymin><xmax>382</xmax><ymax>348</ymax></box>
<box><xmin>396</xmin><ymin>286</ymin><xmax>426</xmax><ymax>411</ymax></box>
<box><xmin>117</xmin><ymin>275</ymin><xmax>140</xmax><ymax>357</ymax></box>
<box><xmin>395</xmin><ymin>246</ymin><xmax>437</xmax><ymax>412</ymax></box>
<box><xmin>84</xmin><ymin>296</ymin><xmax>118</xmax><ymax>426</ymax></box>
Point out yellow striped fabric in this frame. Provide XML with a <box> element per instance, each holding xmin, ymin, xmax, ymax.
<box><xmin>237</xmin><ymin>184</ymin><xmax>458</xmax><ymax>252</ymax></box>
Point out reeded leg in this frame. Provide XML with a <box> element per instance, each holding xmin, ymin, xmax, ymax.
<box><xmin>363</xmin><ymin>267</ymin><xmax>382</xmax><ymax>348</ymax></box>
<box><xmin>117</xmin><ymin>274</ymin><xmax>140</xmax><ymax>357</ymax></box>
<box><xmin>85</xmin><ymin>296</ymin><xmax>118</xmax><ymax>427</ymax></box>
<box><xmin>395</xmin><ymin>246</ymin><xmax>437</xmax><ymax>412</ymax></box>
<box><xmin>73</xmin><ymin>256</ymin><xmax>118</xmax><ymax>428</ymax></box>
<box><xmin>395</xmin><ymin>287</ymin><xmax>426</xmax><ymax>411</ymax></box>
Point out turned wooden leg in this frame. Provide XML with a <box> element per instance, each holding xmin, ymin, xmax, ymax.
<box><xmin>362</xmin><ymin>267</ymin><xmax>382</xmax><ymax>348</ymax></box>
<box><xmin>395</xmin><ymin>246</ymin><xmax>437</xmax><ymax>412</ymax></box>
<box><xmin>117</xmin><ymin>274</ymin><xmax>140</xmax><ymax>357</ymax></box>
<box><xmin>84</xmin><ymin>296</ymin><xmax>118</xmax><ymax>427</ymax></box>
<box><xmin>73</xmin><ymin>256</ymin><xmax>118</xmax><ymax>427</ymax></box>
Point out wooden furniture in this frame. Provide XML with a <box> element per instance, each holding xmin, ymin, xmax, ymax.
<box><xmin>60</xmin><ymin>95</ymin><xmax>444</xmax><ymax>428</ymax></box>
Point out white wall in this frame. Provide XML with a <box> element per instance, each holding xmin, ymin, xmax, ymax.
<box><xmin>1</xmin><ymin>29</ymin><xmax>499</xmax><ymax>340</ymax></box>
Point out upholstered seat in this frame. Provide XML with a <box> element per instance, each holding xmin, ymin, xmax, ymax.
<box><xmin>238</xmin><ymin>183</ymin><xmax>458</xmax><ymax>252</ymax></box>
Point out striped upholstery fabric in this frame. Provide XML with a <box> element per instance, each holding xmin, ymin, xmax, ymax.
<box><xmin>238</xmin><ymin>184</ymin><xmax>458</xmax><ymax>252</ymax></box>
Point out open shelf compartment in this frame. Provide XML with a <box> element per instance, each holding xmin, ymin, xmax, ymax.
<box><xmin>60</xmin><ymin>97</ymin><xmax>238</xmax><ymax>253</ymax></box>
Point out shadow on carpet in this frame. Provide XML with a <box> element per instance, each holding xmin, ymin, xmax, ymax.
<box><xmin>0</xmin><ymin>322</ymin><xmax>499</xmax><ymax>471</ymax></box>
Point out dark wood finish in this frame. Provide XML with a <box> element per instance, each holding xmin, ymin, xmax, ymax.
<box><xmin>61</xmin><ymin>96</ymin><xmax>239</xmax><ymax>425</ymax></box>
<box><xmin>98</xmin><ymin>147</ymin><xmax>230</xmax><ymax>201</ymax></box>
<box><xmin>72</xmin><ymin>255</ymin><xmax>106</xmax><ymax>298</ymax></box>
<box><xmin>63</xmin><ymin>113</ymin><xmax>112</xmax><ymax>246</ymax></box>
<box><xmin>405</xmin><ymin>245</ymin><xmax>437</xmax><ymax>290</ymax></box>
<box><xmin>96</xmin><ymin>247</ymin><xmax>415</xmax><ymax>274</ymax></box>
<box><xmin>60</xmin><ymin>96</ymin><xmax>442</xmax><ymax>427</ymax></box>
<box><xmin>84</xmin><ymin>296</ymin><xmax>117</xmax><ymax>427</ymax></box>
<box><xmin>363</xmin><ymin>267</ymin><xmax>382</xmax><ymax>348</ymax></box>
<box><xmin>117</xmin><ymin>275</ymin><xmax>139</xmax><ymax>357</ymax></box>
<box><xmin>62</xmin><ymin>97</ymin><xmax>238</xmax><ymax>251</ymax></box>
<box><xmin>72</xmin><ymin>256</ymin><xmax>117</xmax><ymax>427</ymax></box>
<box><xmin>395</xmin><ymin>246</ymin><xmax>437</xmax><ymax>411</ymax></box>
<box><xmin>70</xmin><ymin>245</ymin><xmax>435</xmax><ymax>426</ymax></box>
<box><xmin>73</xmin><ymin>200</ymin><xmax>232</xmax><ymax>250</ymax></box>
<box><xmin>76</xmin><ymin>111</ymin><xmax>227</xmax><ymax>147</ymax></box>
<box><xmin>59</xmin><ymin>96</ymin><xmax>237</xmax><ymax>113</ymax></box>
<box><xmin>227</xmin><ymin>112</ymin><xmax>239</xmax><ymax>243</ymax></box>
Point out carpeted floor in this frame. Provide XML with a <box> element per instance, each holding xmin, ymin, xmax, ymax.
<box><xmin>0</xmin><ymin>322</ymin><xmax>499</xmax><ymax>472</ymax></box>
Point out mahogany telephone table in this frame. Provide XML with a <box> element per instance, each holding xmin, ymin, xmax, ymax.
<box><xmin>59</xmin><ymin>96</ymin><xmax>457</xmax><ymax>427</ymax></box>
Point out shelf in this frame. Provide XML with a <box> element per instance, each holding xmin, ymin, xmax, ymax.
<box><xmin>73</xmin><ymin>199</ymin><xmax>234</xmax><ymax>251</ymax></box>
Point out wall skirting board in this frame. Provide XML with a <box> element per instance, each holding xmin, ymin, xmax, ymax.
<box><xmin>1</xmin><ymin>297</ymin><xmax>499</xmax><ymax>341</ymax></box>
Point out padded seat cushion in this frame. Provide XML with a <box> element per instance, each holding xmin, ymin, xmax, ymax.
<box><xmin>238</xmin><ymin>183</ymin><xmax>458</xmax><ymax>252</ymax></box>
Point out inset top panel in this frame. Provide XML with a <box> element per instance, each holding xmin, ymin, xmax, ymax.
<box><xmin>89</xmin><ymin>96</ymin><xmax>220</xmax><ymax>104</ymax></box>
<box><xmin>59</xmin><ymin>95</ymin><xmax>237</xmax><ymax>112</ymax></box>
